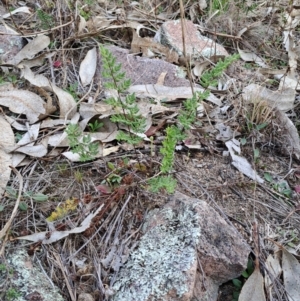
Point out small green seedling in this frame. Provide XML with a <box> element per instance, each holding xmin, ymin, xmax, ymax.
<box><xmin>74</xmin><ymin>170</ymin><xmax>84</xmax><ymax>183</ymax></box>
<box><xmin>148</xmin><ymin>175</ymin><xmax>177</xmax><ymax>194</ymax></box>
<box><xmin>65</xmin><ymin>83</ymin><xmax>79</xmax><ymax>102</ymax></box>
<box><xmin>6</xmin><ymin>288</ymin><xmax>21</xmax><ymax>301</ymax></box>
<box><xmin>88</xmin><ymin>120</ymin><xmax>103</xmax><ymax>132</ymax></box>
<box><xmin>232</xmin><ymin>258</ymin><xmax>254</xmax><ymax>301</ymax></box>
<box><xmin>5</xmin><ymin>186</ymin><xmax>48</xmax><ymax>211</ymax></box>
<box><xmin>0</xmin><ymin>263</ymin><xmax>6</xmax><ymax>272</ymax></box>
<box><xmin>36</xmin><ymin>9</ymin><xmax>54</xmax><ymax>29</ymax></box>
<box><xmin>264</xmin><ymin>173</ymin><xmax>292</xmax><ymax>198</ymax></box>
<box><xmin>107</xmin><ymin>174</ymin><xmax>122</xmax><ymax>186</ymax></box>
<box><xmin>254</xmin><ymin>148</ymin><xmax>260</xmax><ymax>163</ymax></box>
<box><xmin>66</xmin><ymin>123</ymin><xmax>99</xmax><ymax>162</ymax></box>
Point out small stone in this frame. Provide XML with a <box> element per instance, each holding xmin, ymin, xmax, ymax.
<box><xmin>78</xmin><ymin>293</ymin><xmax>94</xmax><ymax>301</ymax></box>
<box><xmin>155</xmin><ymin>20</ymin><xmax>229</xmax><ymax>59</ymax></box>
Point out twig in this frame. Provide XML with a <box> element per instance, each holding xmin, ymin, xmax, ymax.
<box><xmin>179</xmin><ymin>0</ymin><xmax>194</xmax><ymax>95</ymax></box>
<box><xmin>53</xmin><ymin>252</ymin><xmax>76</xmax><ymax>301</ymax></box>
<box><xmin>0</xmin><ymin>19</ymin><xmax>73</xmax><ymax>37</ymax></box>
<box><xmin>0</xmin><ymin>166</ymin><xmax>23</xmax><ymax>256</ymax></box>
<box><xmin>64</xmin><ymin>79</ymin><xmax>94</xmax><ymax>124</ymax></box>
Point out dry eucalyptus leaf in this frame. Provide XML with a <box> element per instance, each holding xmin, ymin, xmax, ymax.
<box><xmin>21</xmin><ymin>66</ymin><xmax>77</xmax><ymax>119</ymax></box>
<box><xmin>41</xmin><ymin>118</ymin><xmax>71</xmax><ymax>128</ymax></box>
<box><xmin>238</xmin><ymin>47</ymin><xmax>268</xmax><ymax>68</ymax></box>
<box><xmin>48</xmin><ymin>133</ymin><xmax>69</xmax><ymax>147</ymax></box>
<box><xmin>52</xmin><ymin>84</ymin><xmax>77</xmax><ymax>119</ymax></box>
<box><xmin>0</xmin><ymin>116</ymin><xmax>15</xmax><ymax>196</ymax></box>
<box><xmin>17</xmin><ymin>204</ymin><xmax>104</xmax><ymax>244</ymax></box>
<box><xmin>242</xmin><ymin>84</ymin><xmax>295</xmax><ymax>112</ymax></box>
<box><xmin>17</xmin><ymin>144</ymin><xmax>48</xmax><ymax>158</ymax></box>
<box><xmin>238</xmin><ymin>268</ymin><xmax>266</xmax><ymax>301</ymax></box>
<box><xmin>4</xmin><ymin>115</ymin><xmax>27</xmax><ymax>131</ymax></box>
<box><xmin>18</xmin><ymin>53</ymin><xmax>48</xmax><ymax>69</ymax></box>
<box><xmin>225</xmin><ymin>139</ymin><xmax>264</xmax><ymax>183</ymax></box>
<box><xmin>77</xmin><ymin>15</ymin><xmax>87</xmax><ymax>34</ymax></box>
<box><xmin>278</xmin><ymin>74</ymin><xmax>299</xmax><ymax>90</ymax></box>
<box><xmin>0</xmin><ymin>89</ymin><xmax>46</xmax><ymax>123</ymax></box>
<box><xmin>103</xmin><ymin>146</ymin><xmax>120</xmax><ymax>157</ymax></box>
<box><xmin>2</xmin><ymin>6</ymin><xmax>32</xmax><ymax>19</ymax></box>
<box><xmin>17</xmin><ymin>123</ymin><xmax>40</xmax><ymax>146</ymax></box>
<box><xmin>11</xmin><ymin>153</ymin><xmax>26</xmax><ymax>168</ymax></box>
<box><xmin>276</xmin><ymin>109</ymin><xmax>300</xmax><ymax>159</ymax></box>
<box><xmin>129</xmin><ymin>84</ymin><xmax>221</xmax><ymax>106</ymax></box>
<box><xmin>87</xmin><ymin>17</ymin><xmax>141</xmax><ymax>31</ymax></box>
<box><xmin>13</xmin><ymin>124</ymin><xmax>48</xmax><ymax>157</ymax></box>
<box><xmin>79</xmin><ymin>47</ymin><xmax>97</xmax><ymax>86</ymax></box>
<box><xmin>265</xmin><ymin>254</ymin><xmax>282</xmax><ymax>292</ymax></box>
<box><xmin>282</xmin><ymin>248</ymin><xmax>300</xmax><ymax>301</ymax></box>
<box><xmin>7</xmin><ymin>35</ymin><xmax>50</xmax><ymax>65</ymax></box>
<box><xmin>79</xmin><ymin>103</ymin><xmax>113</xmax><ymax>119</ymax></box>
<box><xmin>193</xmin><ymin>61</ymin><xmax>210</xmax><ymax>77</ymax></box>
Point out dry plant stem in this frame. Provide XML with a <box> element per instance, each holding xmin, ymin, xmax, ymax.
<box><xmin>179</xmin><ymin>0</ymin><xmax>194</xmax><ymax>94</ymax></box>
<box><xmin>0</xmin><ymin>166</ymin><xmax>23</xmax><ymax>256</ymax></box>
<box><xmin>252</xmin><ymin>220</ymin><xmax>260</xmax><ymax>270</ymax></box>
<box><xmin>0</xmin><ymin>19</ymin><xmax>74</xmax><ymax>38</ymax></box>
<box><xmin>197</xmin><ymin>26</ymin><xmax>242</xmax><ymax>41</ymax></box>
<box><xmin>67</xmin><ymin>203</ymin><xmax>115</xmax><ymax>261</ymax></box>
<box><xmin>57</xmin><ymin>0</ymin><xmax>67</xmax><ymax>87</ymax></box>
<box><xmin>64</xmin><ymin>79</ymin><xmax>94</xmax><ymax>124</ymax></box>
<box><xmin>103</xmin><ymin>194</ymin><xmax>132</xmax><ymax>245</ymax></box>
<box><xmin>5</xmin><ymin>1</ymin><xmax>24</xmax><ymax>36</ymax></box>
<box><xmin>53</xmin><ymin>252</ymin><xmax>76</xmax><ymax>301</ymax></box>
<box><xmin>47</xmin><ymin>49</ymin><xmax>55</xmax><ymax>84</ymax></box>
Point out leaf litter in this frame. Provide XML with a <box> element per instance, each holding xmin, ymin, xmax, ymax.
<box><xmin>1</xmin><ymin>1</ymin><xmax>300</xmax><ymax>300</ymax></box>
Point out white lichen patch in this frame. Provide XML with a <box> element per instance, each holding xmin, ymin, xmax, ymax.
<box><xmin>112</xmin><ymin>200</ymin><xmax>201</xmax><ymax>301</ymax></box>
<box><xmin>6</xmin><ymin>247</ymin><xmax>64</xmax><ymax>301</ymax></box>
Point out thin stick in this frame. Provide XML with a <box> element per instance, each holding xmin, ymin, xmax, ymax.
<box><xmin>0</xmin><ymin>166</ymin><xmax>23</xmax><ymax>255</ymax></box>
<box><xmin>179</xmin><ymin>0</ymin><xmax>194</xmax><ymax>95</ymax></box>
<box><xmin>0</xmin><ymin>19</ymin><xmax>73</xmax><ymax>37</ymax></box>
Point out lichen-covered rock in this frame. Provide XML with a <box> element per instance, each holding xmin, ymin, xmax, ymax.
<box><xmin>154</xmin><ymin>20</ymin><xmax>229</xmax><ymax>59</ymax></box>
<box><xmin>3</xmin><ymin>246</ymin><xmax>65</xmax><ymax>301</ymax></box>
<box><xmin>0</xmin><ymin>25</ymin><xmax>25</xmax><ymax>64</ymax></box>
<box><xmin>112</xmin><ymin>198</ymin><xmax>200</xmax><ymax>301</ymax></box>
<box><xmin>112</xmin><ymin>192</ymin><xmax>250</xmax><ymax>301</ymax></box>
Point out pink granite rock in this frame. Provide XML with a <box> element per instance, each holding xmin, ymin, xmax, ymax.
<box><xmin>99</xmin><ymin>45</ymin><xmax>192</xmax><ymax>87</ymax></box>
<box><xmin>112</xmin><ymin>191</ymin><xmax>250</xmax><ymax>301</ymax></box>
<box><xmin>155</xmin><ymin>20</ymin><xmax>229</xmax><ymax>59</ymax></box>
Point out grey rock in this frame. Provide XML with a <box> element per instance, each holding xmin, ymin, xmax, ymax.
<box><xmin>112</xmin><ymin>192</ymin><xmax>250</xmax><ymax>301</ymax></box>
<box><xmin>0</xmin><ymin>25</ymin><xmax>25</xmax><ymax>64</ymax></box>
<box><xmin>3</xmin><ymin>246</ymin><xmax>65</xmax><ymax>301</ymax></box>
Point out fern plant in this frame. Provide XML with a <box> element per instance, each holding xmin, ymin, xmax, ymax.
<box><xmin>178</xmin><ymin>90</ymin><xmax>210</xmax><ymax>130</ymax></box>
<box><xmin>99</xmin><ymin>45</ymin><xmax>146</xmax><ymax>144</ymax></box>
<box><xmin>200</xmin><ymin>54</ymin><xmax>240</xmax><ymax>88</ymax></box>
<box><xmin>149</xmin><ymin>54</ymin><xmax>240</xmax><ymax>193</ymax></box>
<box><xmin>99</xmin><ymin>46</ymin><xmax>239</xmax><ymax>194</ymax></box>
<box><xmin>149</xmin><ymin>126</ymin><xmax>185</xmax><ymax>193</ymax></box>
<box><xmin>36</xmin><ymin>9</ymin><xmax>54</xmax><ymax>30</ymax></box>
